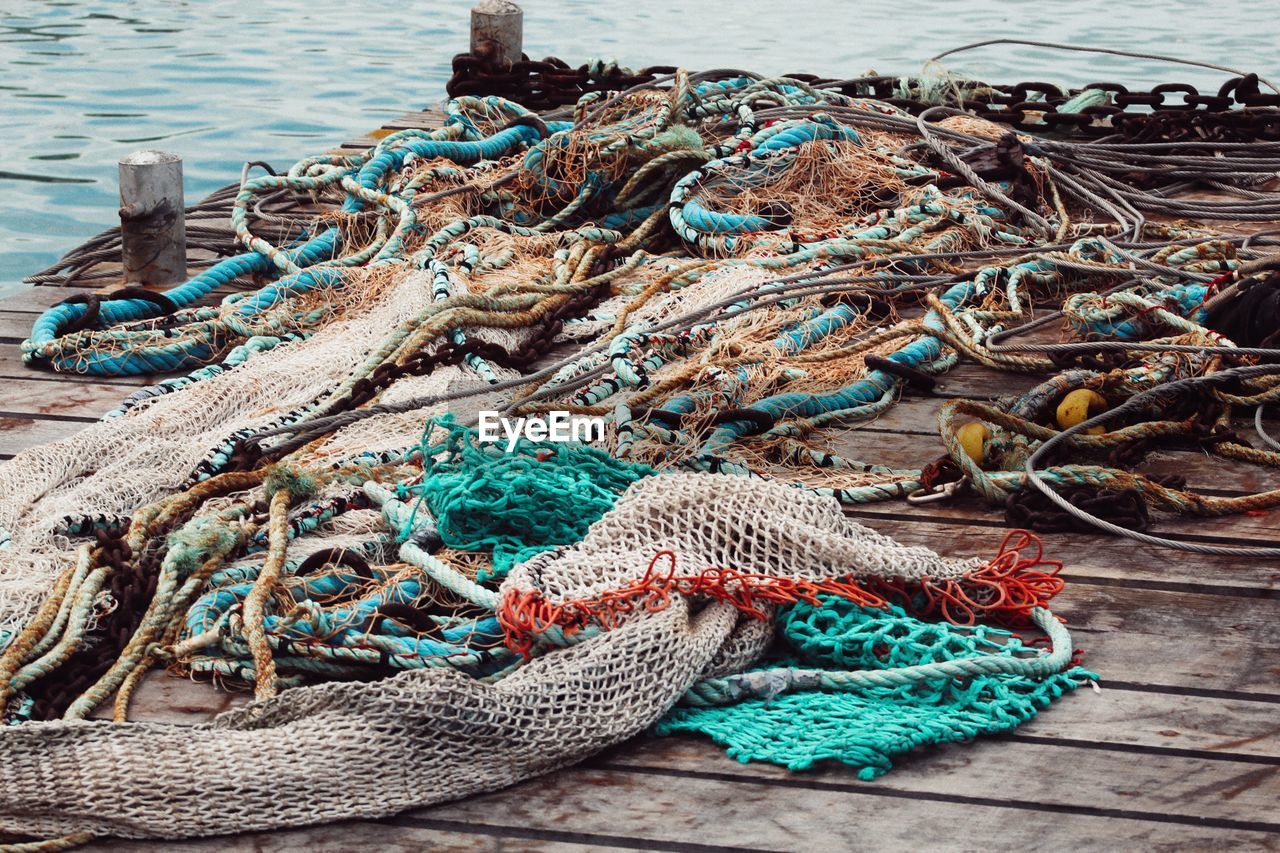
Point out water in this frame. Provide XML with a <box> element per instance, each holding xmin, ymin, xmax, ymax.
<box><xmin>1</xmin><ymin>0</ymin><xmax>1273</xmax><ymax>298</ymax></box>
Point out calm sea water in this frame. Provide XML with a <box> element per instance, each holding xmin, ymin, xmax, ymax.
<box><xmin>1</xmin><ymin>0</ymin><xmax>1272</xmax><ymax>297</ymax></box>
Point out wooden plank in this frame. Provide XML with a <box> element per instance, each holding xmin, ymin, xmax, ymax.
<box><xmin>333</xmin><ymin>109</ymin><xmax>448</xmax><ymax>152</ymax></box>
<box><xmin>0</xmin><ymin>311</ymin><xmax>37</xmax><ymax>341</ymax></box>
<box><xmin>931</xmin><ymin>362</ymin><xmax>1041</xmax><ymax>399</ymax></box>
<box><xmin>1050</xmin><ymin>584</ymin><xmax>1280</xmax><ymax>697</ymax></box>
<box><xmin>103</xmin><ymin>530</ymin><xmax>1280</xmax><ymax>759</ymax></box>
<box><xmin>95</xmin><ymin>672</ymin><xmax>246</xmax><ymax>726</ymax></box>
<box><xmin>1013</xmin><ymin>687</ymin><xmax>1280</xmax><ymax>760</ymax></box>
<box><xmin>5</xmin><ymin>361</ymin><xmax>1280</xmax><ymax>549</ymax></box>
<box><xmin>89</xmin><ymin>733</ymin><xmax>1280</xmax><ymax>851</ymax></box>
<box><xmin>835</xmin><ymin>381</ymin><xmax>1280</xmax><ymax>474</ymax></box>
<box><xmin>0</xmin><ymin>415</ymin><xmax>94</xmax><ymax>456</ymax></box>
<box><xmin>89</xmin><ymin>823</ymin><xmax>612</xmax><ymax>852</ymax></box>
<box><xmin>340</xmin><ymin>127</ymin><xmax>398</xmax><ymax>149</ymax></box>
<box><xmin>0</xmin><ymin>376</ymin><xmax>131</xmax><ymax>419</ymax></box>
<box><xmin>849</xmin><ymin>514</ymin><xmax>1280</xmax><ymax>590</ymax></box>
<box><xmin>381</xmin><ymin>110</ymin><xmax>449</xmax><ymax>130</ymax></box>
<box><xmin>96</xmin><ymin>585</ymin><xmax>1280</xmax><ymax>853</ymax></box>
<box><xmin>99</xmin><ymin>524</ymin><xmax>1280</xmax><ymax>767</ymax></box>
<box><xmin>600</xmin><ymin>734</ymin><xmax>1280</xmax><ymax>826</ymax></box>
<box><xmin>0</xmin><ymin>286</ymin><xmax>95</xmax><ymax>312</ymax></box>
<box><xmin>845</xmin><ymin>386</ymin><xmax>1280</xmax><ymax>462</ymax></box>
<box><xmin>1</xmin><ymin>281</ymin><xmax>251</xmax><ymax>315</ymax></box>
<box><xmin>822</xmin><ymin>425</ymin><xmax>1280</xmax><ymax>544</ymax></box>
<box><xmin>845</xmin><ymin>487</ymin><xmax>1280</xmax><ymax>552</ymax></box>
<box><xmin>89</xmin><ymin>581</ymin><xmax>1280</xmax><ymax>848</ymax></box>
<box><xmin>409</xmin><ymin>761</ymin><xmax>1279</xmax><ymax>850</ymax></box>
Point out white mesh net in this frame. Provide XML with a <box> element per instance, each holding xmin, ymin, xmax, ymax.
<box><xmin>0</xmin><ymin>466</ymin><xmax>994</xmax><ymax>839</ymax></box>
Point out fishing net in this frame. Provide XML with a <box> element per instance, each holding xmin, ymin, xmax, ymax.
<box><xmin>657</xmin><ymin>597</ymin><xmax>1093</xmax><ymax>780</ymax></box>
<box><xmin>0</xmin><ymin>470</ymin><xmax>1076</xmax><ymax>840</ymax></box>
<box><xmin>0</xmin><ymin>597</ymin><xmax>738</xmax><ymax>839</ymax></box>
<box><xmin>502</xmin><ymin>471</ymin><xmax>979</xmax><ymax>646</ymax></box>
<box><xmin>0</xmin><ymin>269</ymin><xmax>440</xmax><ymax>635</ymax></box>
<box><xmin>414</xmin><ymin>416</ymin><xmax>653</xmax><ymax>581</ymax></box>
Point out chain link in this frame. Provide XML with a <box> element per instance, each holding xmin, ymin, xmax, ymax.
<box><xmin>447</xmin><ymin>52</ymin><xmax>676</xmax><ymax>112</ymax></box>
<box><xmin>447</xmin><ymin>54</ymin><xmax>1280</xmax><ymax>141</ymax></box>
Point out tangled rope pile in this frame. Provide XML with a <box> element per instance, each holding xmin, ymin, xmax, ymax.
<box><xmin>3</xmin><ymin>52</ymin><xmax>1280</xmax><ymax>843</ymax></box>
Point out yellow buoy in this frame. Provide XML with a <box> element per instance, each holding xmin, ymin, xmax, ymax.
<box><xmin>1055</xmin><ymin>389</ymin><xmax>1107</xmax><ymax>435</ymax></box>
<box><xmin>956</xmin><ymin>422</ymin><xmax>991</xmax><ymax>464</ymax></box>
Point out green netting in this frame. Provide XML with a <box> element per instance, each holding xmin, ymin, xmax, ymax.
<box><xmin>656</xmin><ymin>597</ymin><xmax>1093</xmax><ymax>779</ymax></box>
<box><xmin>411</xmin><ymin>416</ymin><xmax>653</xmax><ymax>580</ymax></box>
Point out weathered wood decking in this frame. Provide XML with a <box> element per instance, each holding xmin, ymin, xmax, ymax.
<box><xmin>2</xmin><ymin>107</ymin><xmax>1279</xmax><ymax>852</ymax></box>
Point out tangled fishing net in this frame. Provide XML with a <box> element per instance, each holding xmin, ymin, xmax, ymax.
<box><xmin>416</xmin><ymin>416</ymin><xmax>653</xmax><ymax>581</ymax></box>
<box><xmin>3</xmin><ymin>61</ymin><xmax>1280</xmax><ymax>843</ymax></box>
<box><xmin>659</xmin><ymin>597</ymin><xmax>1093</xmax><ymax>780</ymax></box>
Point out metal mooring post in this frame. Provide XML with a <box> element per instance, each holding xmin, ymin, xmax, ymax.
<box><xmin>118</xmin><ymin>150</ymin><xmax>187</xmax><ymax>285</ymax></box>
<box><xmin>470</xmin><ymin>0</ymin><xmax>523</xmax><ymax>67</ymax></box>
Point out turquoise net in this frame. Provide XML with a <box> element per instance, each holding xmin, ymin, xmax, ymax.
<box><xmin>656</xmin><ymin>597</ymin><xmax>1093</xmax><ymax>780</ymax></box>
<box><xmin>410</xmin><ymin>416</ymin><xmax>653</xmax><ymax>581</ymax></box>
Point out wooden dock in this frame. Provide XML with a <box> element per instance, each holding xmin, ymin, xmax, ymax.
<box><xmin>3</xmin><ymin>106</ymin><xmax>1279</xmax><ymax>852</ymax></box>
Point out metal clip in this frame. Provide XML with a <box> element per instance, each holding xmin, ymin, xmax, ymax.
<box><xmin>907</xmin><ymin>475</ymin><xmax>969</xmax><ymax>505</ymax></box>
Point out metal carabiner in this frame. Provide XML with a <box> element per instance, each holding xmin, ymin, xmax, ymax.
<box><xmin>907</xmin><ymin>475</ymin><xmax>969</xmax><ymax>505</ymax></box>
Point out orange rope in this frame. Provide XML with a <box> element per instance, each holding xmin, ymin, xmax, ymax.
<box><xmin>499</xmin><ymin>549</ymin><xmax>884</xmax><ymax>657</ymax></box>
<box><xmin>861</xmin><ymin>529</ymin><xmax>1065</xmax><ymax>626</ymax></box>
<box><xmin>498</xmin><ymin>530</ymin><xmax>1065</xmax><ymax>656</ymax></box>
